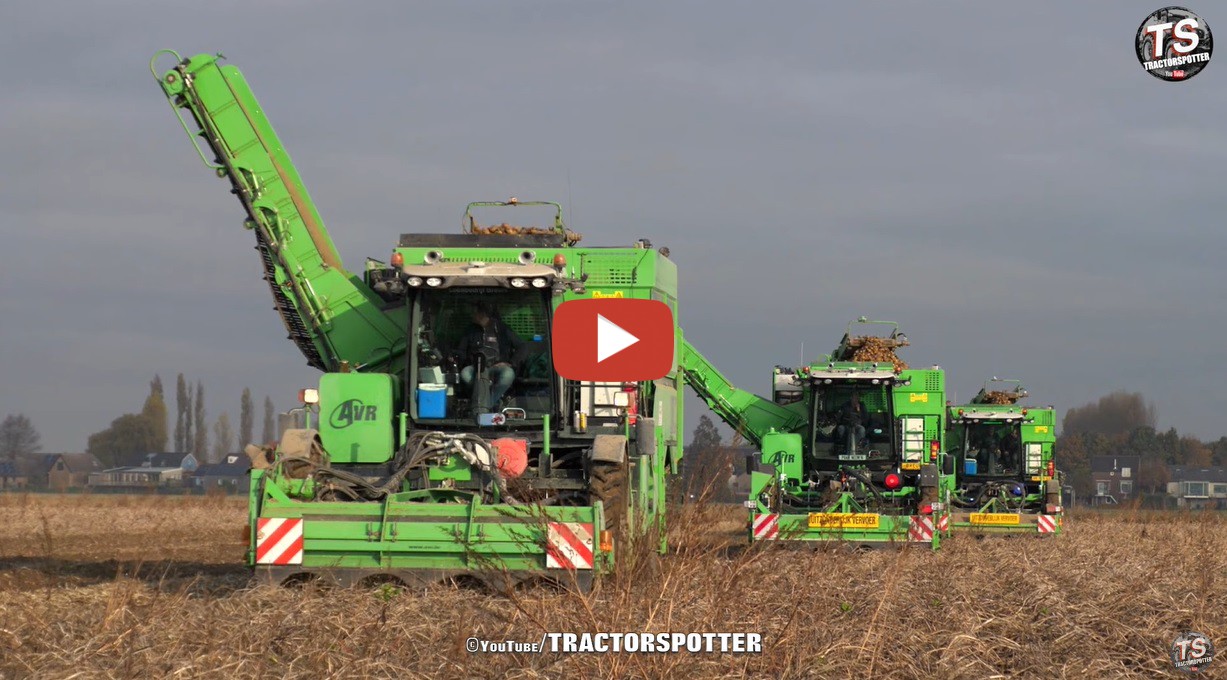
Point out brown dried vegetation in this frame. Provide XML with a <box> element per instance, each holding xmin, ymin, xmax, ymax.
<box><xmin>0</xmin><ymin>493</ymin><xmax>1223</xmax><ymax>678</ymax></box>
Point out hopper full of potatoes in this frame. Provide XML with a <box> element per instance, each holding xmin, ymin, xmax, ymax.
<box><xmin>839</xmin><ymin>335</ymin><xmax>910</xmax><ymax>372</ymax></box>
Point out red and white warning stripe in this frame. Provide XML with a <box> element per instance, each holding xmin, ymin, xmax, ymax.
<box><xmin>1037</xmin><ymin>514</ymin><xmax>1057</xmax><ymax>534</ymax></box>
<box><xmin>255</xmin><ymin>517</ymin><xmax>303</xmax><ymax>565</ymax></box>
<box><xmin>936</xmin><ymin>514</ymin><xmax>950</xmax><ymax>533</ymax></box>
<box><xmin>545</xmin><ymin>522</ymin><xmax>595</xmax><ymax>570</ymax></box>
<box><xmin>908</xmin><ymin>516</ymin><xmax>935</xmax><ymax>542</ymax></box>
<box><xmin>752</xmin><ymin>514</ymin><xmax>779</xmax><ymax>541</ymax></box>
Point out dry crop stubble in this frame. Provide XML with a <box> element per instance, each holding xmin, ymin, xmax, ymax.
<box><xmin>0</xmin><ymin>494</ymin><xmax>1223</xmax><ymax>678</ymax></box>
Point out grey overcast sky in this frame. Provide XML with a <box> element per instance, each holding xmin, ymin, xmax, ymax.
<box><xmin>2</xmin><ymin>2</ymin><xmax>1225</xmax><ymax>453</ymax></box>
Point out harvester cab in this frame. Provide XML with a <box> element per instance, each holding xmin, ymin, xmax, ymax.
<box><xmin>811</xmin><ymin>317</ymin><xmax>911</xmax><ymax>465</ymax></box>
<box><xmin>742</xmin><ymin>318</ymin><xmax>951</xmax><ymax>547</ymax></box>
<box><xmin>946</xmin><ymin>378</ymin><xmax>1063</xmax><ymax>535</ymax></box>
<box><xmin>374</xmin><ymin>201</ymin><xmax>585</xmax><ymax>427</ymax></box>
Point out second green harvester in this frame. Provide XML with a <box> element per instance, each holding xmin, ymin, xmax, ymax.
<box><xmin>682</xmin><ymin>318</ymin><xmax>955</xmax><ymax>548</ymax></box>
<box><xmin>946</xmin><ymin>378</ymin><xmax>1064</xmax><ymax>536</ymax></box>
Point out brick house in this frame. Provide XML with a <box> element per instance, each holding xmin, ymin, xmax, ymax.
<box><xmin>39</xmin><ymin>453</ymin><xmax>105</xmax><ymax>491</ymax></box>
<box><xmin>1090</xmin><ymin>455</ymin><xmax>1141</xmax><ymax>505</ymax></box>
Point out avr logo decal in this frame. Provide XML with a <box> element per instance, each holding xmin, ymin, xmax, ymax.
<box><xmin>330</xmin><ymin>399</ymin><xmax>378</xmax><ymax>428</ymax></box>
<box><xmin>1136</xmin><ymin>7</ymin><xmax>1213</xmax><ymax>81</ymax></box>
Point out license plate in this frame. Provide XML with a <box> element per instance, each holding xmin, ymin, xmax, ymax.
<box><xmin>838</xmin><ymin>454</ymin><xmax>867</xmax><ymax>461</ymax></box>
<box><xmin>808</xmin><ymin>513</ymin><xmax>880</xmax><ymax>529</ymax></box>
<box><xmin>901</xmin><ymin>462</ymin><xmax>921</xmax><ymax>471</ymax></box>
<box><xmin>969</xmin><ymin>513</ymin><xmax>1020</xmax><ymax>525</ymax></box>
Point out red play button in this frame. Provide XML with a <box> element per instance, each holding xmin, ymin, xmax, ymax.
<box><xmin>552</xmin><ymin>299</ymin><xmax>674</xmax><ymax>382</ymax></box>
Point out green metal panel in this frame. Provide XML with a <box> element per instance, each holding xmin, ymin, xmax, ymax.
<box><xmin>259</xmin><ymin>499</ymin><xmax>602</xmax><ymax>572</ymax></box>
<box><xmin>762</xmin><ymin>431</ymin><xmax>804</xmax><ymax>481</ymax></box>
<box><xmin>426</xmin><ymin>455</ymin><xmax>473</xmax><ymax>482</ymax></box>
<box><xmin>766</xmin><ymin>512</ymin><xmax>942</xmax><ymax>548</ymax></box>
<box><xmin>894</xmin><ymin>369</ymin><xmax>946</xmax><ymax>454</ymax></box>
<box><xmin>319</xmin><ymin>373</ymin><xmax>395</xmax><ymax>464</ymax></box>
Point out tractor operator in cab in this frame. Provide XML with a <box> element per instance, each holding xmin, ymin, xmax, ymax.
<box><xmin>835</xmin><ymin>393</ymin><xmax>866</xmax><ymax>450</ymax></box>
<box><xmin>456</xmin><ymin>302</ymin><xmax>524</xmax><ymax>410</ymax></box>
<box><xmin>998</xmin><ymin>427</ymin><xmax>1022</xmax><ymax>472</ymax></box>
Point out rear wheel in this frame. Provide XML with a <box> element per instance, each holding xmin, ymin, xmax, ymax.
<box><xmin>590</xmin><ymin>462</ymin><xmax>629</xmax><ymax>541</ymax></box>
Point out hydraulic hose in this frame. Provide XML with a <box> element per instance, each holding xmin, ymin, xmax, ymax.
<box><xmin>841</xmin><ymin>467</ymin><xmax>885</xmax><ymax>507</ymax></box>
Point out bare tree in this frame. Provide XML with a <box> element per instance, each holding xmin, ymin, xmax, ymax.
<box><xmin>240</xmin><ymin>388</ymin><xmax>254</xmax><ymax>449</ymax></box>
<box><xmin>262</xmin><ymin>396</ymin><xmax>276</xmax><ymax>445</ymax></box>
<box><xmin>185</xmin><ymin>384</ymin><xmax>194</xmax><ymax>456</ymax></box>
<box><xmin>142</xmin><ymin>377</ymin><xmax>168</xmax><ymax>452</ymax></box>
<box><xmin>194</xmin><ymin>382</ymin><xmax>208</xmax><ymax>462</ymax></box>
<box><xmin>0</xmin><ymin>414</ymin><xmax>41</xmax><ymax>461</ymax></box>
<box><xmin>175</xmin><ymin>373</ymin><xmax>188</xmax><ymax>452</ymax></box>
<box><xmin>213</xmin><ymin>412</ymin><xmax>234</xmax><ymax>461</ymax></box>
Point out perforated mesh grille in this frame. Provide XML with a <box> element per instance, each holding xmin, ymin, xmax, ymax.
<box><xmin>440</xmin><ymin>255</ymin><xmax>521</xmax><ymax>264</ymax></box>
<box><xmin>860</xmin><ymin>392</ymin><xmax>887</xmax><ymax>410</ymax></box>
<box><xmin>500</xmin><ymin>305</ymin><xmax>548</xmax><ymax>338</ymax></box>
<box><xmin>583</xmin><ymin>254</ymin><xmax>640</xmax><ymax>285</ymax></box>
<box><xmin>427</xmin><ymin>292</ymin><xmax>548</xmax><ymax>350</ymax></box>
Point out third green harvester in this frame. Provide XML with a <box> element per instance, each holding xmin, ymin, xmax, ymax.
<box><xmin>152</xmin><ymin>50</ymin><xmax>687</xmax><ymax>589</ymax></box>
<box><xmin>946</xmin><ymin>379</ymin><xmax>1064</xmax><ymax>536</ymax></box>
<box><xmin>682</xmin><ymin>318</ymin><xmax>955</xmax><ymax>547</ymax></box>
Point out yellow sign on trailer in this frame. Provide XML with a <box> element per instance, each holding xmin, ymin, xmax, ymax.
<box><xmin>808</xmin><ymin>513</ymin><xmax>881</xmax><ymax>529</ymax></box>
<box><xmin>969</xmin><ymin>513</ymin><xmax>1021</xmax><ymax>525</ymax></box>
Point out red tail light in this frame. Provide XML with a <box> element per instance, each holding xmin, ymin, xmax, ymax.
<box><xmin>623</xmin><ymin>384</ymin><xmax>639</xmax><ymax>425</ymax></box>
<box><xmin>920</xmin><ymin>503</ymin><xmax>933</xmax><ymax>515</ymax></box>
<box><xmin>884</xmin><ymin>473</ymin><xmax>902</xmax><ymax>490</ymax></box>
<box><xmin>1046</xmin><ymin>460</ymin><xmax>1055</xmax><ymax>477</ymax></box>
<box><xmin>930</xmin><ymin>440</ymin><xmax>939</xmax><ymax>462</ymax></box>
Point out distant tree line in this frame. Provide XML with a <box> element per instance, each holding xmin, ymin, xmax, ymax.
<box><xmin>1054</xmin><ymin>391</ymin><xmax>1227</xmax><ymax>497</ymax></box>
<box><xmin>86</xmin><ymin>373</ymin><xmax>278</xmax><ymax>468</ymax></box>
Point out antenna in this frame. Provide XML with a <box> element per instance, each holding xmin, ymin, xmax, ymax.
<box><xmin>800</xmin><ymin>341</ymin><xmax>804</xmax><ymax>365</ymax></box>
<box><xmin>567</xmin><ymin>166</ymin><xmax>574</xmax><ymax>227</ymax></box>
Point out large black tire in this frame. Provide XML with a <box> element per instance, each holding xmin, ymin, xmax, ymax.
<box><xmin>590</xmin><ymin>462</ymin><xmax>629</xmax><ymax>541</ymax></box>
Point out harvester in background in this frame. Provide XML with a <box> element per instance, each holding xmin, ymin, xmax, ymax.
<box><xmin>151</xmin><ymin>50</ymin><xmax>685</xmax><ymax>589</ymax></box>
<box><xmin>946</xmin><ymin>379</ymin><xmax>1063</xmax><ymax>536</ymax></box>
<box><xmin>682</xmin><ymin>318</ymin><xmax>953</xmax><ymax>548</ymax></box>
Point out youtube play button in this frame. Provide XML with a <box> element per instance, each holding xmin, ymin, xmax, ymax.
<box><xmin>552</xmin><ymin>299</ymin><xmax>674</xmax><ymax>382</ymax></box>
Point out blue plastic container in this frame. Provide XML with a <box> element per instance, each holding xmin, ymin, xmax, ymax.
<box><xmin>417</xmin><ymin>383</ymin><xmax>447</xmax><ymax>419</ymax></box>
<box><xmin>964</xmin><ymin>458</ymin><xmax>978</xmax><ymax>475</ymax></box>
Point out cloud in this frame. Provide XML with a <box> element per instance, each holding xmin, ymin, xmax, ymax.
<box><xmin>4</xmin><ymin>1</ymin><xmax>1227</xmax><ymax>450</ymax></box>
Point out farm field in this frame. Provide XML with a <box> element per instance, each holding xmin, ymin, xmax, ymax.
<box><xmin>0</xmin><ymin>494</ymin><xmax>1223</xmax><ymax>678</ymax></box>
